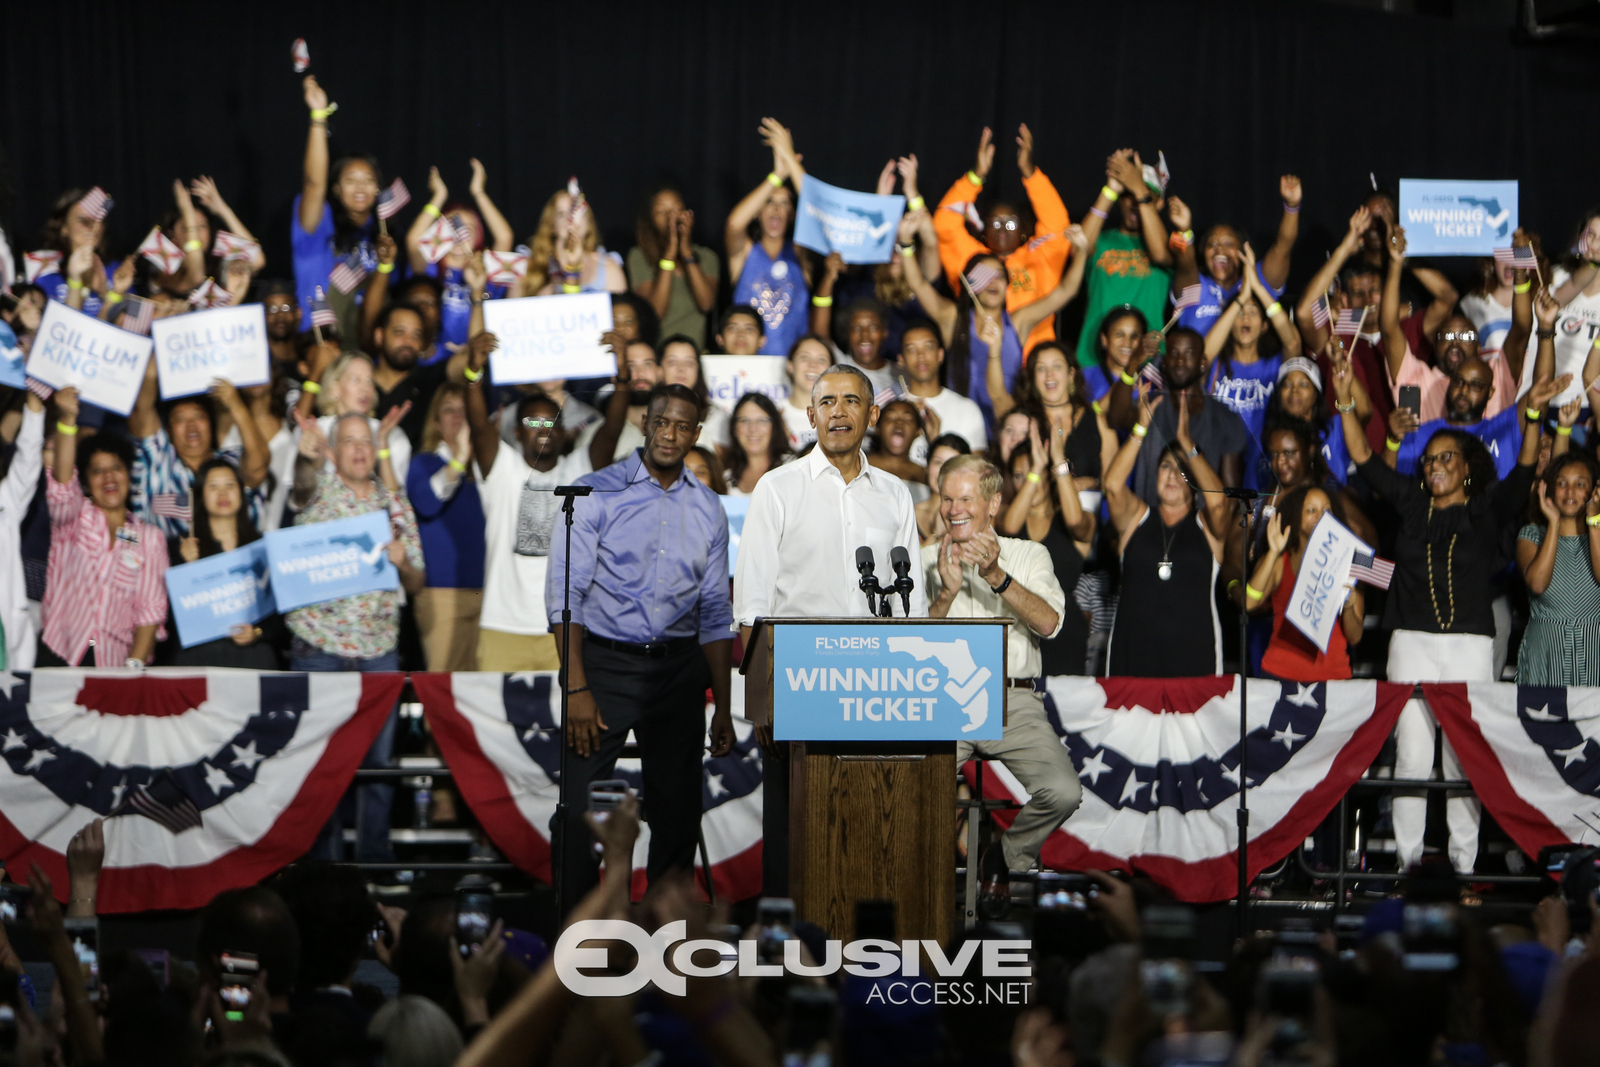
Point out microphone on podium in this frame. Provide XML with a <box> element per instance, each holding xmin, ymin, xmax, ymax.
<box><xmin>889</xmin><ymin>546</ymin><xmax>915</xmax><ymax>617</ymax></box>
<box><xmin>856</xmin><ymin>546</ymin><xmax>884</xmax><ymax>613</ymax></box>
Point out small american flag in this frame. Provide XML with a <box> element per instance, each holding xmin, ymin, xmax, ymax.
<box><xmin>376</xmin><ymin>178</ymin><xmax>411</xmax><ymax>220</ymax></box>
<box><xmin>965</xmin><ymin>262</ymin><xmax>1003</xmax><ymax>296</ymax></box>
<box><xmin>77</xmin><ymin>187</ymin><xmax>114</xmax><ymax>222</ymax></box>
<box><xmin>1349</xmin><ymin>549</ymin><xmax>1395</xmax><ymax>590</ymax></box>
<box><xmin>291</xmin><ymin>37</ymin><xmax>310</xmax><ymax>72</ymax></box>
<box><xmin>138</xmin><ymin>227</ymin><xmax>186</xmax><ymax>275</ymax></box>
<box><xmin>1493</xmin><ymin>246</ymin><xmax>1538</xmax><ymax>272</ymax></box>
<box><xmin>873</xmin><ymin>385</ymin><xmax>900</xmax><ymax>408</ymax></box>
<box><xmin>483</xmin><ymin>249</ymin><xmax>529</xmax><ymax>286</ymax></box>
<box><xmin>25</xmin><ymin>377</ymin><xmax>54</xmax><ymax>402</ymax></box>
<box><xmin>186</xmin><ymin>279</ymin><xmax>233</xmax><ymax>309</ymax></box>
<box><xmin>151</xmin><ymin>490</ymin><xmax>193</xmax><ymax>524</ymax></box>
<box><xmin>310</xmin><ymin>285</ymin><xmax>337</xmax><ymax>328</ymax></box>
<box><xmin>1333</xmin><ymin>307</ymin><xmax>1367</xmax><ymax>336</ymax></box>
<box><xmin>119</xmin><ymin>294</ymin><xmax>155</xmax><ymax>336</ymax></box>
<box><xmin>1172</xmin><ymin>284</ymin><xmax>1201</xmax><ymax>311</ymax></box>
<box><xmin>1310</xmin><ymin>295</ymin><xmax>1331</xmax><ymax>330</ymax></box>
<box><xmin>211</xmin><ymin>231</ymin><xmax>260</xmax><ymax>260</ymax></box>
<box><xmin>1138</xmin><ymin>359</ymin><xmax>1165</xmax><ymax>388</ymax></box>
<box><xmin>23</xmin><ymin>250</ymin><xmax>62</xmax><ymax>283</ymax></box>
<box><xmin>328</xmin><ymin>255</ymin><xmax>368</xmax><ymax>294</ymax></box>
<box><xmin>117</xmin><ymin>769</ymin><xmax>203</xmax><ymax>834</ymax></box>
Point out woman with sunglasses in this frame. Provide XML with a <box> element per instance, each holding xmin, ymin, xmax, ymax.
<box><xmin>1332</xmin><ymin>353</ymin><xmax>1565</xmax><ymax>876</ymax></box>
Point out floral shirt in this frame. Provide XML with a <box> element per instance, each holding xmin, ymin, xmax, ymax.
<box><xmin>286</xmin><ymin>471</ymin><xmax>424</xmax><ymax>659</ymax></box>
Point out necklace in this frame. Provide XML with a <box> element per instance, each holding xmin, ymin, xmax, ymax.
<box><xmin>1157</xmin><ymin>513</ymin><xmax>1180</xmax><ymax>581</ymax></box>
<box><xmin>1424</xmin><ymin>502</ymin><xmax>1457</xmax><ymax>630</ymax></box>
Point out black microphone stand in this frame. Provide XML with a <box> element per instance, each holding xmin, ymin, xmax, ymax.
<box><xmin>553</xmin><ymin>484</ymin><xmax>593</xmax><ymax>920</ymax></box>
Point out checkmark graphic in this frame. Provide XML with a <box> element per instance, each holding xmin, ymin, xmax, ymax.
<box><xmin>944</xmin><ymin>667</ymin><xmax>992</xmax><ymax>707</ymax></box>
<box><xmin>360</xmin><ymin>541</ymin><xmax>389</xmax><ymax>567</ymax></box>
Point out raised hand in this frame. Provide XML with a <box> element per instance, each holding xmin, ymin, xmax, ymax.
<box><xmin>1107</xmin><ymin>150</ymin><xmax>1145</xmax><ymax>196</ymax></box>
<box><xmin>466</xmin><ymin>331</ymin><xmax>498</xmax><ymax>371</ymax></box>
<box><xmin>875</xmin><ymin>159</ymin><xmax>897</xmax><ymax>197</ymax></box>
<box><xmin>180</xmin><ymin>536</ymin><xmax>200</xmax><ymax>563</ymax></box>
<box><xmin>1016</xmin><ymin>123</ymin><xmax>1035</xmax><ymax>179</ymax></box>
<box><xmin>295</xmin><ymin>410</ymin><xmax>328</xmax><ymax>459</ymax></box>
<box><xmin>223</xmin><ymin>256</ymin><xmax>253</xmax><ymax>299</ymax></box>
<box><xmin>468</xmin><ymin>158</ymin><xmax>487</xmax><ymax>198</ymax></box>
<box><xmin>111</xmin><ymin>257</ymin><xmax>136</xmax><ymax>294</ymax></box>
<box><xmin>1535</xmin><ymin>287</ymin><xmax>1561</xmax><ymax>331</ymax></box>
<box><xmin>896</xmin><ymin>154</ymin><xmax>920</xmax><ymax>199</ymax></box>
<box><xmin>675</xmin><ymin>208</ymin><xmax>695</xmax><ymax>254</ymax></box>
<box><xmin>1279</xmin><ymin>174</ymin><xmax>1303</xmax><ymax>209</ymax></box>
<box><xmin>1137</xmin><ymin>386</ymin><xmax>1162</xmax><ymax>429</ymax></box>
<box><xmin>376</xmin><ymin>232</ymin><xmax>398</xmax><ymax>268</ymax></box>
<box><xmin>936</xmin><ymin>535</ymin><xmax>964</xmax><ymax>593</ymax></box>
<box><xmin>1344</xmin><ymin>206</ymin><xmax>1372</xmax><ymax>251</ymax></box>
<box><xmin>190</xmin><ymin>175</ymin><xmax>226</xmax><ymax>215</ymax></box>
<box><xmin>977</xmin><ymin>314</ymin><xmax>1002</xmax><ymax>352</ymax></box>
<box><xmin>1390</xmin><ymin>225</ymin><xmax>1408</xmax><ymax>262</ymax></box>
<box><xmin>1066</xmin><ymin>223</ymin><xmax>1088</xmax><ymax>255</ymax></box>
<box><xmin>973</xmin><ymin>127</ymin><xmax>996</xmax><ymax>181</ymax></box>
<box><xmin>1387</xmin><ymin>405</ymin><xmax>1420</xmax><ymax>442</ymax></box>
<box><xmin>173</xmin><ymin>178</ymin><xmax>198</xmax><ymax>217</ymax></box>
<box><xmin>463</xmin><ymin>250</ymin><xmax>487</xmax><ymax>296</ymax></box>
<box><xmin>302</xmin><ymin>75</ymin><xmax>327</xmax><ymax>112</ymax></box>
<box><xmin>1527</xmin><ymin>374</ymin><xmax>1574</xmax><ymax>413</ymax></box>
<box><xmin>378</xmin><ymin>400</ymin><xmax>412</xmax><ymax>445</ymax></box>
<box><xmin>1174</xmin><ymin>386</ymin><xmax>1194</xmax><ymax>449</ymax></box>
<box><xmin>896</xmin><ymin>210</ymin><xmax>921</xmax><ymax>245</ymax></box>
<box><xmin>428</xmin><ymin>165</ymin><xmax>448</xmax><ymax>202</ymax></box>
<box><xmin>822</xmin><ymin>251</ymin><xmax>845</xmax><ymax>285</ymax></box>
<box><xmin>1266</xmin><ymin>513</ymin><xmax>1291</xmax><ymax>555</ymax></box>
<box><xmin>1559</xmin><ymin>396</ymin><xmax>1581</xmax><ymax>428</ymax></box>
<box><xmin>452</xmin><ymin>420</ymin><xmax>472</xmax><ymax>462</ymax></box>
<box><xmin>1167</xmin><ymin>196</ymin><xmax>1192</xmax><ymax>232</ymax></box>
<box><xmin>1539</xmin><ymin>483</ymin><xmax>1562</xmax><ymax>526</ymax></box>
<box><xmin>1589</xmin><ymin>484</ymin><xmax>1600</xmax><ymax>520</ymax></box>
<box><xmin>759</xmin><ymin>117</ymin><xmax>798</xmax><ymax>179</ymax></box>
<box><xmin>209</xmin><ymin>378</ymin><xmax>243</xmax><ymax>411</ymax></box>
<box><xmin>919</xmin><ymin>398</ymin><xmax>941</xmax><ymax>441</ymax></box>
<box><xmin>66</xmin><ymin>244</ymin><xmax>95</xmax><ymax>280</ymax></box>
<box><xmin>386</xmin><ymin>536</ymin><xmax>407</xmax><ymax>567</ymax></box>
<box><xmin>1027</xmin><ymin>418</ymin><xmax>1048</xmax><ymax>474</ymax></box>
<box><xmin>1139</xmin><ymin>330</ymin><xmax>1163</xmax><ymax>368</ymax></box>
<box><xmin>55</xmin><ymin>386</ymin><xmax>80</xmax><ymax>425</ymax></box>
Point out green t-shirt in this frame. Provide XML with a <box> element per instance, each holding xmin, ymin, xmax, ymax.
<box><xmin>625</xmin><ymin>244</ymin><xmax>721</xmax><ymax>347</ymax></box>
<box><xmin>1073</xmin><ymin>230</ymin><xmax>1172</xmax><ymax>369</ymax></box>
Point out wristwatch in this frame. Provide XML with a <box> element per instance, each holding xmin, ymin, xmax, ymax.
<box><xmin>1186</xmin><ymin>445</ymin><xmax>1201</xmax><ymax>459</ymax></box>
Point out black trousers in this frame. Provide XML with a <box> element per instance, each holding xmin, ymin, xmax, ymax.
<box><xmin>552</xmin><ymin>641</ymin><xmax>711</xmax><ymax>913</ymax></box>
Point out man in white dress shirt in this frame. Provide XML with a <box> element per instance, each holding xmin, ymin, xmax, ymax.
<box><xmin>734</xmin><ymin>363</ymin><xmax>925</xmax><ymax>894</ymax></box>
<box><xmin>923</xmin><ymin>453</ymin><xmax>1081</xmax><ymax>915</ymax></box>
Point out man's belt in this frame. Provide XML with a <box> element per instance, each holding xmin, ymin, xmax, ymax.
<box><xmin>585</xmin><ymin>634</ymin><xmax>699</xmax><ymax>658</ymax></box>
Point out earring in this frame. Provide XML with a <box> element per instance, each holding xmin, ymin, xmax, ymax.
<box><xmin>1466</xmin><ymin>476</ymin><xmax>1472</xmax><ymax>486</ymax></box>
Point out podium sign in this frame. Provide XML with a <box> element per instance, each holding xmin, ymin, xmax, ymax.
<box><xmin>773</xmin><ymin>621</ymin><xmax>1005</xmax><ymax>741</ymax></box>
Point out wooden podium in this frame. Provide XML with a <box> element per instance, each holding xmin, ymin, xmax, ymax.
<box><xmin>742</xmin><ymin>617</ymin><xmax>1008</xmax><ymax>943</ymax></box>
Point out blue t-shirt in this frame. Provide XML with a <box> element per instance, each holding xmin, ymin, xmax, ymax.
<box><xmin>1178</xmin><ymin>262</ymin><xmax>1286</xmax><ymax>335</ymax></box>
<box><xmin>967</xmin><ymin>310</ymin><xmax>1024</xmax><ymax>436</ymax></box>
<box><xmin>1209</xmin><ymin>354</ymin><xmax>1281</xmax><ymax>492</ymax></box>
<box><xmin>36</xmin><ymin>260</ymin><xmax>120</xmax><ymax>319</ymax></box>
<box><xmin>732</xmin><ymin>242</ymin><xmax>808</xmax><ymax>356</ymax></box>
<box><xmin>405</xmin><ymin>452</ymin><xmax>486</xmax><ymax>589</ymax></box>
<box><xmin>1320</xmin><ymin>415</ymin><xmax>1351</xmax><ymax>486</ymax></box>
<box><xmin>1396</xmin><ymin>405</ymin><xmax>1522</xmax><ymax>479</ymax></box>
<box><xmin>290</xmin><ymin>194</ymin><xmax>375</xmax><ymax>330</ymax></box>
<box><xmin>1083</xmin><ymin>364</ymin><xmax>1113</xmax><ymax>404</ymax></box>
<box><xmin>423</xmin><ymin>262</ymin><xmax>506</xmax><ymax>359</ymax></box>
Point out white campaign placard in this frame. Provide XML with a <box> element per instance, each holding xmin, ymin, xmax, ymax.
<box><xmin>482</xmin><ymin>292</ymin><xmax>615</xmax><ymax>384</ymax></box>
<box><xmin>1286</xmin><ymin>512</ymin><xmax>1365</xmax><ymax>654</ymax></box>
<box><xmin>700</xmin><ymin>355</ymin><xmax>791</xmax><ymax>416</ymax></box>
<box><xmin>27</xmin><ymin>300</ymin><xmax>154</xmax><ymax>416</ymax></box>
<box><xmin>151</xmin><ymin>304</ymin><xmax>270</xmax><ymax>399</ymax></box>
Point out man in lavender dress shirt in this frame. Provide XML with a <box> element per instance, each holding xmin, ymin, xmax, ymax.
<box><xmin>546</xmin><ymin>382</ymin><xmax>733</xmax><ymax>911</ymax></box>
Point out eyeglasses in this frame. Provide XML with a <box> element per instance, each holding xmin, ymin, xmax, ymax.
<box><xmin>988</xmin><ymin>218</ymin><xmax>1020</xmax><ymax>232</ymax></box>
<box><xmin>266</xmin><ymin>303</ymin><xmax>296</xmax><ymax>314</ymax></box>
<box><xmin>1438</xmin><ymin>330</ymin><xmax>1478</xmax><ymax>343</ymax></box>
<box><xmin>521</xmin><ymin>417</ymin><xmax>558</xmax><ymax>430</ymax></box>
<box><xmin>1419</xmin><ymin>451</ymin><xmax>1460</xmax><ymax>469</ymax></box>
<box><xmin>1449</xmin><ymin>377</ymin><xmax>1490</xmax><ymax>391</ymax></box>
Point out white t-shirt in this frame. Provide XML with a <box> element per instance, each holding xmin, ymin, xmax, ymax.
<box><xmin>1459</xmin><ymin>291</ymin><xmax>1512</xmax><ymax>357</ymax></box>
<box><xmin>909</xmin><ymin>387</ymin><xmax>988</xmax><ymax>463</ymax></box>
<box><xmin>841</xmin><ymin>354</ymin><xmax>901</xmax><ymax>398</ymax></box>
<box><xmin>574</xmin><ymin>414</ymin><xmax>645</xmax><ymax>465</ymax></box>
<box><xmin>477</xmin><ymin>440</ymin><xmax>593</xmax><ymax>636</ymax></box>
<box><xmin>782</xmin><ymin>402</ymin><xmax>816</xmax><ymax>451</ymax></box>
<box><xmin>1522</xmin><ymin>267</ymin><xmax>1600</xmax><ymax>407</ymax></box>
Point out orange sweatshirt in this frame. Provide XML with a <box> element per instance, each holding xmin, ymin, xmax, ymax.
<box><xmin>935</xmin><ymin>168</ymin><xmax>1072</xmax><ymax>352</ymax></box>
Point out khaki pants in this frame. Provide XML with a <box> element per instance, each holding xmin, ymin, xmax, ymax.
<box><xmin>958</xmin><ymin>689</ymin><xmax>1083</xmax><ymax>872</ymax></box>
<box><xmin>476</xmin><ymin>628</ymin><xmax>562</xmax><ymax>672</ymax></box>
<box><xmin>414</xmin><ymin>588</ymin><xmax>484</xmax><ymax>673</ymax></box>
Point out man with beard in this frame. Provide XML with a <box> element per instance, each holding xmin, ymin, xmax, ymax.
<box><xmin>581</xmin><ymin>339</ymin><xmax>662</xmax><ymax>467</ymax></box>
<box><xmin>464</xmin><ymin>335</ymin><xmax>595</xmax><ymax>671</ymax></box>
<box><xmin>1382</xmin><ymin>227</ymin><xmax>1534</xmax><ymax>424</ymax></box>
<box><xmin>1390</xmin><ymin>356</ymin><xmax>1567</xmax><ymax>480</ymax></box>
<box><xmin>547</xmin><ymin>382</ymin><xmax>732</xmax><ymax>912</ymax></box>
<box><xmin>1105</xmin><ymin>327</ymin><xmax>1248</xmax><ymax>507</ymax></box>
<box><xmin>256</xmin><ymin>279</ymin><xmax>302</xmax><ymax>381</ymax></box>
<box><xmin>370</xmin><ymin>302</ymin><xmax>470</xmax><ymax>449</ymax></box>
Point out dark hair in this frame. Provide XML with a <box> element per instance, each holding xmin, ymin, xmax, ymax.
<box><xmin>1424</xmin><ymin>429</ymin><xmax>1497</xmax><ymax>499</ymax></box>
<box><xmin>870</xmin><ymin>399</ymin><xmax>923</xmax><ymax>458</ymax></box>
<box><xmin>273</xmin><ymin>864</ymin><xmax>379</xmax><ymax>991</ymax></box>
<box><xmin>659</xmin><ymin>333</ymin><xmax>706</xmax><ymax>401</ymax></box>
<box><xmin>1155</xmin><ymin>440</ymin><xmax>1200</xmax><ymax>506</ymax></box>
<box><xmin>514</xmin><ymin>388</ymin><xmax>560</xmax><ymax>422</ymax></box>
<box><xmin>946</xmin><ymin>252</ymin><xmax>1009</xmax><ymax>393</ymax></box>
<box><xmin>327</xmin><ymin>154</ymin><xmax>383</xmax><ymax>255</ymax></box>
<box><xmin>785</xmin><ymin>331</ymin><xmax>831</xmax><ymax>361</ymax></box>
<box><xmin>993</xmin><ymin>405</ymin><xmax>1044</xmax><ymax>468</ymax></box>
<box><xmin>1275</xmin><ymin>483</ymin><xmax>1348</xmax><ymax>555</ymax></box>
<box><xmin>838</xmin><ymin>297</ymin><xmax>888</xmax><ymax>348</ymax></box>
<box><xmin>196</xmin><ymin>886</ymin><xmax>301</xmax><ymax>998</ymax></box>
<box><xmin>1209</xmin><ymin>293</ymin><xmax>1286</xmax><ymax>388</ymax></box>
<box><xmin>191</xmin><ymin>457</ymin><xmax>262</xmax><ymax>557</ymax></box>
<box><xmin>644</xmin><ymin>382</ymin><xmax>705</xmax><ymax>423</ymax></box>
<box><xmin>1197</xmin><ymin>223</ymin><xmax>1250</xmax><ymax>281</ymax></box>
<box><xmin>399</xmin><ymin>273</ymin><xmax>444</xmax><ymax>304</ymax></box>
<box><xmin>726</xmin><ymin>392</ymin><xmax>792</xmax><ymax>484</ymax></box>
<box><xmin>720</xmin><ymin>304</ymin><xmax>765</xmax><ymax>338</ymax></box>
<box><xmin>40</xmin><ymin>187</ymin><xmax>112</xmax><ymax>259</ymax></box>
<box><xmin>1533</xmin><ymin>451</ymin><xmax>1600</xmax><ymax>524</ymax></box>
<box><xmin>1263</xmin><ymin>368</ymin><xmax>1326</xmax><ymax>433</ymax></box>
<box><xmin>610</xmin><ymin>291</ymin><xmax>660</xmax><ymax>347</ymax></box>
<box><xmin>76</xmin><ymin>432</ymin><xmax>137</xmax><ymax>494</ymax></box>
<box><xmin>1338</xmin><ymin>259</ymin><xmax>1383</xmax><ymax>290</ymax></box>
<box><xmin>1262</xmin><ymin>417</ymin><xmax>1331</xmax><ymax>489</ymax></box>
<box><xmin>688</xmin><ymin>445</ymin><xmax>730</xmax><ymax>494</ymax></box>
<box><xmin>635</xmin><ymin>183</ymin><xmax>686</xmax><ymax>263</ymax></box>
<box><xmin>742</xmin><ymin>179</ymin><xmax>796</xmax><ymax>243</ymax></box>
<box><xmin>374</xmin><ymin>301</ymin><xmax>427</xmax><ymax>341</ymax></box>
<box><xmin>901</xmin><ymin>317</ymin><xmax>942</xmax><ymax>347</ymax></box>
<box><xmin>929</xmin><ymin>432</ymin><xmax>972</xmax><ymax>455</ymax></box>
<box><xmin>1563</xmin><ymin>209</ymin><xmax>1600</xmax><ymax>274</ymax></box>
<box><xmin>1094</xmin><ymin>305</ymin><xmax>1149</xmax><ymax>371</ymax></box>
<box><xmin>251</xmin><ymin>278</ymin><xmax>298</xmax><ymax>303</ymax></box>
<box><xmin>157</xmin><ymin>393</ymin><xmax>217</xmax><ymax>438</ymax></box>
<box><xmin>1011</xmin><ymin>340</ymin><xmax>1088</xmax><ymax>418</ymax></box>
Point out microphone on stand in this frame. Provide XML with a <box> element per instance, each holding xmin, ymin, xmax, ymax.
<box><xmin>856</xmin><ymin>546</ymin><xmax>883</xmax><ymax>613</ymax></box>
<box><xmin>889</xmin><ymin>545</ymin><xmax>916</xmax><ymax>617</ymax></box>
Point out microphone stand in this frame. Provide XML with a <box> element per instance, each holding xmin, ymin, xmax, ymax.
<box><xmin>553</xmin><ymin>483</ymin><xmax>593</xmax><ymax>920</ymax></box>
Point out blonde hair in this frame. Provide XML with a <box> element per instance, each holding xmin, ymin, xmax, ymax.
<box><xmin>525</xmin><ymin>188</ymin><xmax>599</xmax><ymax>294</ymax></box>
<box><xmin>421</xmin><ymin>382</ymin><xmax>468</xmax><ymax>453</ymax></box>
<box><xmin>317</xmin><ymin>352</ymin><xmax>376</xmax><ymax>416</ymax></box>
<box><xmin>938</xmin><ymin>453</ymin><xmax>1002</xmax><ymax>499</ymax></box>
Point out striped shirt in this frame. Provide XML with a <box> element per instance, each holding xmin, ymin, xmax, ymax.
<box><xmin>42</xmin><ymin>470</ymin><xmax>170</xmax><ymax>666</ymax></box>
<box><xmin>133</xmin><ymin>428</ymin><xmax>259</xmax><ymax>539</ymax></box>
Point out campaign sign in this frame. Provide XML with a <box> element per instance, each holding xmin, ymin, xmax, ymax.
<box><xmin>1286</xmin><ymin>513</ymin><xmax>1364</xmax><ymax>654</ymax></box>
<box><xmin>701</xmin><ymin>355</ymin><xmax>790</xmax><ymax>416</ymax></box>
<box><xmin>1398</xmin><ymin>179</ymin><xmax>1518</xmax><ymax>256</ymax></box>
<box><xmin>263</xmin><ymin>510</ymin><xmax>397</xmax><ymax>612</ymax></box>
<box><xmin>720</xmin><ymin>495</ymin><xmax>749</xmax><ymax>578</ymax></box>
<box><xmin>773</xmin><ymin>622</ymin><xmax>1005</xmax><ymax>741</ymax></box>
<box><xmin>794</xmin><ymin>177</ymin><xmax>906</xmax><ymax>264</ymax></box>
<box><xmin>482</xmin><ymin>292</ymin><xmax>615</xmax><ymax>384</ymax></box>
<box><xmin>165</xmin><ymin>542</ymin><xmax>275</xmax><ymax>648</ymax></box>
<box><xmin>0</xmin><ymin>321</ymin><xmax>24</xmax><ymax>389</ymax></box>
<box><xmin>151</xmin><ymin>304</ymin><xmax>269</xmax><ymax>399</ymax></box>
<box><xmin>27</xmin><ymin>300</ymin><xmax>154</xmax><ymax>416</ymax></box>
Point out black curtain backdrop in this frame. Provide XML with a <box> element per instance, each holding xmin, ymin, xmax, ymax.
<box><xmin>3</xmin><ymin>0</ymin><xmax>1596</xmax><ymax>306</ymax></box>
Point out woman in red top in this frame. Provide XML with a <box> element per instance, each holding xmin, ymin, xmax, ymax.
<box><xmin>1245</xmin><ymin>484</ymin><xmax>1366</xmax><ymax>681</ymax></box>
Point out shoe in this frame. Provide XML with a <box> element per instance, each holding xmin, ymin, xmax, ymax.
<box><xmin>976</xmin><ymin>845</ymin><xmax>1010</xmax><ymax>920</ymax></box>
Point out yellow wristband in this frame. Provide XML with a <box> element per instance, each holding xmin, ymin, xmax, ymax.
<box><xmin>378</xmin><ymin>449</ymin><xmax>391</xmax><ymax>459</ymax></box>
<box><xmin>1132</xmin><ymin>424</ymin><xmax>1148</xmax><ymax>438</ymax></box>
<box><xmin>1557</xmin><ymin>426</ymin><xmax>1573</xmax><ymax>436</ymax></box>
<box><xmin>448</xmin><ymin>458</ymin><xmax>466</xmax><ymax>473</ymax></box>
<box><xmin>302</xmin><ymin>381</ymin><xmax>321</xmax><ymax>395</ymax></box>
<box><xmin>898</xmin><ymin>244</ymin><xmax>915</xmax><ymax>257</ymax></box>
<box><xmin>1265</xmin><ymin>301</ymin><xmax>1283</xmax><ymax>317</ymax></box>
<box><xmin>907</xmin><ymin>196</ymin><xmax>925</xmax><ymax>211</ymax></box>
<box><xmin>56</xmin><ymin>422</ymin><xmax>78</xmax><ymax>436</ymax></box>
<box><xmin>423</xmin><ymin>204</ymin><xmax>441</xmax><ymax>218</ymax></box>
<box><xmin>1385</xmin><ymin>436</ymin><xmax>1401</xmax><ymax>451</ymax></box>
<box><xmin>1119</xmin><ymin>370</ymin><xmax>1137</xmax><ymax>386</ymax></box>
<box><xmin>1100</xmin><ymin>185</ymin><xmax>1118</xmax><ymax>202</ymax></box>
<box><xmin>66</xmin><ymin>278</ymin><xmax>84</xmax><ymax>290</ymax></box>
<box><xmin>105</xmin><ymin>291</ymin><xmax>123</xmax><ymax>304</ymax></box>
<box><xmin>811</xmin><ymin>295</ymin><xmax>833</xmax><ymax>308</ymax></box>
<box><xmin>1025</xmin><ymin>471</ymin><xmax>1043</xmax><ymax>484</ymax></box>
<box><xmin>766</xmin><ymin>172</ymin><xmax>784</xmax><ymax>188</ymax></box>
<box><xmin>658</xmin><ymin>259</ymin><xmax>676</xmax><ymax>271</ymax></box>
<box><xmin>1587</xmin><ymin>514</ymin><xmax>1600</xmax><ymax>527</ymax></box>
<box><xmin>966</xmin><ymin>170</ymin><xmax>984</xmax><ymax>187</ymax></box>
<box><xmin>1091</xmin><ymin>400</ymin><xmax>1103</xmax><ymax>415</ymax></box>
<box><xmin>1528</xmin><ymin>407</ymin><xmax>1543</xmax><ymax>420</ymax></box>
<box><xmin>377</xmin><ymin>262</ymin><xmax>394</xmax><ymax>274</ymax></box>
<box><xmin>309</xmin><ymin>107</ymin><xmax>331</xmax><ymax>121</ymax></box>
<box><xmin>561</xmin><ymin>284</ymin><xmax>581</xmax><ymax>294</ymax></box>
<box><xmin>462</xmin><ymin>366</ymin><xmax>483</xmax><ymax>383</ymax></box>
<box><xmin>1245</xmin><ymin>583</ymin><xmax>1265</xmax><ymax>601</ymax></box>
<box><xmin>1514</xmin><ymin>281</ymin><xmax>1532</xmax><ymax>293</ymax></box>
<box><xmin>1180</xmin><ymin>230</ymin><xmax>1194</xmax><ymax>244</ymax></box>
<box><xmin>183</xmin><ymin>240</ymin><xmax>203</xmax><ymax>252</ymax></box>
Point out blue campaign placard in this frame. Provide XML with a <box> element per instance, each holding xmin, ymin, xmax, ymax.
<box><xmin>263</xmin><ymin>510</ymin><xmax>397</xmax><ymax>613</ymax></box>
<box><xmin>165</xmin><ymin>542</ymin><xmax>275</xmax><ymax>648</ymax></box>
<box><xmin>721</xmin><ymin>495</ymin><xmax>749</xmax><ymax>578</ymax></box>
<box><xmin>773</xmin><ymin>622</ymin><xmax>1006</xmax><ymax>741</ymax></box>
<box><xmin>1398</xmin><ymin>179</ymin><xmax>1518</xmax><ymax>256</ymax></box>
<box><xmin>794</xmin><ymin>177</ymin><xmax>906</xmax><ymax>264</ymax></box>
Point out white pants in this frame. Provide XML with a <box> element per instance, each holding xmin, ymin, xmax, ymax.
<box><xmin>1387</xmin><ymin>630</ymin><xmax>1494</xmax><ymax>873</ymax></box>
